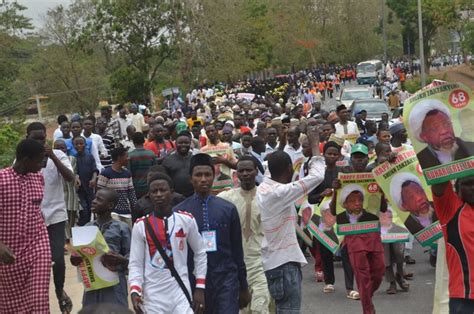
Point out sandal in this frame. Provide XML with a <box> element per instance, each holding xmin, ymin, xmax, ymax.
<box><xmin>315</xmin><ymin>271</ymin><xmax>324</xmax><ymax>282</ymax></box>
<box><xmin>386</xmin><ymin>282</ymin><xmax>397</xmax><ymax>295</ymax></box>
<box><xmin>323</xmin><ymin>284</ymin><xmax>335</xmax><ymax>293</ymax></box>
<box><xmin>396</xmin><ymin>273</ymin><xmax>410</xmax><ymax>292</ymax></box>
<box><xmin>346</xmin><ymin>290</ymin><xmax>360</xmax><ymax>300</ymax></box>
<box><xmin>58</xmin><ymin>291</ymin><xmax>73</xmax><ymax>314</ymax></box>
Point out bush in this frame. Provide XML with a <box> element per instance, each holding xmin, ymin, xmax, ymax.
<box><xmin>404</xmin><ymin>73</ymin><xmax>448</xmax><ymax>94</ymax></box>
<box><xmin>0</xmin><ymin>123</ymin><xmax>23</xmax><ymax>168</ymax></box>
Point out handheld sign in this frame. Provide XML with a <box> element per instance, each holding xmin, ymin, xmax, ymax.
<box><xmin>372</xmin><ymin>149</ymin><xmax>442</xmax><ymax>247</ymax></box>
<box><xmin>71</xmin><ymin>226</ymin><xmax>119</xmax><ymax>291</ymax></box>
<box><xmin>403</xmin><ymin>83</ymin><xmax>474</xmax><ymax>184</ymax></box>
<box><xmin>336</xmin><ymin>172</ymin><xmax>382</xmax><ymax>235</ymax></box>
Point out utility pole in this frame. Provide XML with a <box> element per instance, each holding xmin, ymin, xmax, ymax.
<box><xmin>381</xmin><ymin>0</ymin><xmax>387</xmax><ymax>63</ymax></box>
<box><xmin>418</xmin><ymin>0</ymin><xmax>426</xmax><ymax>87</ymax></box>
<box><xmin>35</xmin><ymin>94</ymin><xmax>42</xmax><ymax>120</ymax></box>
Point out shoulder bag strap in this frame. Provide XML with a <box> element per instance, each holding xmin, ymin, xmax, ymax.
<box><xmin>145</xmin><ymin>217</ymin><xmax>193</xmax><ymax>306</ymax></box>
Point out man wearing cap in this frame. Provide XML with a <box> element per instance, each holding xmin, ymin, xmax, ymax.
<box><xmin>409</xmin><ymin>99</ymin><xmax>474</xmax><ymax>168</ymax></box>
<box><xmin>334</xmin><ymin>105</ymin><xmax>360</xmax><ymax>140</ymax></box>
<box><xmin>128</xmin><ymin>103</ymin><xmax>148</xmax><ymax>133</ymax></box>
<box><xmin>330</xmin><ymin>143</ymin><xmax>386</xmax><ymax>314</ymax></box>
<box><xmin>174</xmin><ymin>154</ymin><xmax>251</xmax><ymax>314</ymax></box>
<box><xmin>389</xmin><ymin>122</ymin><xmax>411</xmax><ymax>151</ymax></box>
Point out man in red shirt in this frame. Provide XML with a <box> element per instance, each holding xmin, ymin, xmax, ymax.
<box><xmin>144</xmin><ymin>123</ymin><xmax>175</xmax><ymax>161</ymax></box>
<box><xmin>432</xmin><ymin>175</ymin><xmax>474</xmax><ymax>313</ymax></box>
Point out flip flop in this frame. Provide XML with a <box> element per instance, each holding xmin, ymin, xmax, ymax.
<box><xmin>347</xmin><ymin>290</ymin><xmax>360</xmax><ymax>300</ymax></box>
<box><xmin>324</xmin><ymin>284</ymin><xmax>335</xmax><ymax>293</ymax></box>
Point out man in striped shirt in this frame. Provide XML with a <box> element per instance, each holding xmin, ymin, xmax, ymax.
<box><xmin>98</xmin><ymin>147</ymin><xmax>137</xmax><ymax>228</ymax></box>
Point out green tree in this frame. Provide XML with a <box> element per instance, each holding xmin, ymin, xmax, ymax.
<box><xmin>387</xmin><ymin>0</ymin><xmax>459</xmax><ymax>73</ymax></box>
<box><xmin>20</xmin><ymin>1</ymin><xmax>110</xmax><ymax>116</ymax></box>
<box><xmin>83</xmin><ymin>0</ymin><xmax>184</xmax><ymax>105</ymax></box>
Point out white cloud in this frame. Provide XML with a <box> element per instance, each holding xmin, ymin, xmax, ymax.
<box><xmin>16</xmin><ymin>0</ymin><xmax>72</xmax><ymax>29</ymax></box>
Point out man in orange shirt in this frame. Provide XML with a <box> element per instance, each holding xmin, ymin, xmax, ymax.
<box><xmin>144</xmin><ymin>123</ymin><xmax>175</xmax><ymax>161</ymax></box>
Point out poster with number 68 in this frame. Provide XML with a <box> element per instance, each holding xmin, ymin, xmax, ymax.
<box><xmin>403</xmin><ymin>82</ymin><xmax>474</xmax><ymax>184</ymax></box>
<box><xmin>335</xmin><ymin>172</ymin><xmax>382</xmax><ymax>235</ymax></box>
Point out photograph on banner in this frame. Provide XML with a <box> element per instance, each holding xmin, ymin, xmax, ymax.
<box><xmin>403</xmin><ymin>82</ymin><xmax>474</xmax><ymax>184</ymax></box>
<box><xmin>306</xmin><ymin>197</ymin><xmax>339</xmax><ymax>254</ymax></box>
<box><xmin>372</xmin><ymin>149</ymin><xmax>442</xmax><ymax>247</ymax></box>
<box><xmin>335</xmin><ymin>172</ymin><xmax>382</xmax><ymax>235</ymax></box>
<box><xmin>296</xmin><ymin>199</ymin><xmax>313</xmax><ymax>247</ymax></box>
<box><xmin>380</xmin><ymin>208</ymin><xmax>410</xmax><ymax>244</ymax></box>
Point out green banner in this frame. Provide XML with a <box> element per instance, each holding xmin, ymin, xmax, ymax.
<box><xmin>337</xmin><ymin>221</ymin><xmax>380</xmax><ymax>235</ymax></box>
<box><xmin>381</xmin><ymin>233</ymin><xmax>410</xmax><ymax>243</ymax></box>
<box><xmin>307</xmin><ymin>221</ymin><xmax>339</xmax><ymax>254</ymax></box>
<box><xmin>372</xmin><ymin>148</ymin><xmax>442</xmax><ymax>247</ymax></box>
<box><xmin>403</xmin><ymin>82</ymin><xmax>474</xmax><ymax>184</ymax></box>
<box><xmin>414</xmin><ymin>221</ymin><xmax>443</xmax><ymax>247</ymax></box>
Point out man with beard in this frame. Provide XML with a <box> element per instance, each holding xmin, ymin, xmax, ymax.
<box><xmin>389</xmin><ymin>122</ymin><xmax>411</xmax><ymax>151</ymax></box>
<box><xmin>391</xmin><ymin>173</ymin><xmax>436</xmax><ymax>235</ymax></box>
<box><xmin>144</xmin><ymin>123</ymin><xmax>175</xmax><ymax>161</ymax></box>
<box><xmin>409</xmin><ymin>100</ymin><xmax>474</xmax><ymax>168</ymax></box>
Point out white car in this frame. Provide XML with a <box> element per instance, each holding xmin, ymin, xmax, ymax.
<box><xmin>336</xmin><ymin>87</ymin><xmax>374</xmax><ymax>108</ymax></box>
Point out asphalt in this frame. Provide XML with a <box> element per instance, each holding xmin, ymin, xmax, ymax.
<box><xmin>301</xmin><ymin>241</ymin><xmax>436</xmax><ymax>314</ymax></box>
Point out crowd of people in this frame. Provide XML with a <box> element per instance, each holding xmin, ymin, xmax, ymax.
<box><xmin>0</xmin><ymin>60</ymin><xmax>469</xmax><ymax>314</ymax></box>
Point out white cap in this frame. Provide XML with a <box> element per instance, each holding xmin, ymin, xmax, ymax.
<box><xmin>407</xmin><ymin>99</ymin><xmax>451</xmax><ymax>142</ymax></box>
<box><xmin>389</xmin><ymin>172</ymin><xmax>422</xmax><ymax>211</ymax></box>
<box><xmin>339</xmin><ymin>184</ymin><xmax>365</xmax><ymax>204</ymax></box>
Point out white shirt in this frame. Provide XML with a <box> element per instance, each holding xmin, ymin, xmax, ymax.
<box><xmin>129</xmin><ymin>213</ymin><xmax>207</xmax><ymax>311</ymax></box>
<box><xmin>82</xmin><ymin>131</ymin><xmax>108</xmax><ymax>157</ymax></box>
<box><xmin>257</xmin><ymin>156</ymin><xmax>325</xmax><ymax>271</ymax></box>
<box><xmin>41</xmin><ymin>149</ymin><xmax>73</xmax><ymax>226</ymax></box>
<box><xmin>117</xmin><ymin>116</ymin><xmax>131</xmax><ymax>138</ymax></box>
<box><xmin>283</xmin><ymin>144</ymin><xmax>304</xmax><ymax>166</ymax></box>
<box><xmin>335</xmin><ymin>121</ymin><xmax>360</xmax><ymax>137</ymax></box>
<box><xmin>128</xmin><ymin>112</ymin><xmax>147</xmax><ymax>133</ymax></box>
<box><xmin>53</xmin><ymin>127</ymin><xmax>63</xmax><ymax>141</ymax></box>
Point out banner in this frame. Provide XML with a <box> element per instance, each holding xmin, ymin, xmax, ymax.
<box><xmin>403</xmin><ymin>82</ymin><xmax>474</xmax><ymax>184</ymax></box>
<box><xmin>336</xmin><ymin>172</ymin><xmax>382</xmax><ymax>235</ymax></box>
<box><xmin>372</xmin><ymin>149</ymin><xmax>442</xmax><ymax>247</ymax></box>
<box><xmin>71</xmin><ymin>226</ymin><xmax>119</xmax><ymax>291</ymax></box>
<box><xmin>379</xmin><ymin>209</ymin><xmax>410</xmax><ymax>244</ymax></box>
<box><xmin>306</xmin><ymin>197</ymin><xmax>339</xmax><ymax>253</ymax></box>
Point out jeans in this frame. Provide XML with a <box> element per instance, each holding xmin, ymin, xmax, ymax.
<box><xmin>265</xmin><ymin>262</ymin><xmax>301</xmax><ymax>313</ymax></box>
<box><xmin>449</xmin><ymin>298</ymin><xmax>474</xmax><ymax>313</ymax></box>
<box><xmin>47</xmin><ymin>221</ymin><xmax>66</xmax><ymax>300</ymax></box>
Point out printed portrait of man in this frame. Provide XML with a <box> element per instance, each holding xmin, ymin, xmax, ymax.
<box><xmin>337</xmin><ymin>184</ymin><xmax>378</xmax><ymax>225</ymax></box>
<box><xmin>390</xmin><ymin>172</ymin><xmax>437</xmax><ymax>234</ymax></box>
<box><xmin>408</xmin><ymin>99</ymin><xmax>474</xmax><ymax>168</ymax></box>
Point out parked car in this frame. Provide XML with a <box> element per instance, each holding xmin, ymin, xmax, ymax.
<box><xmin>336</xmin><ymin>87</ymin><xmax>374</xmax><ymax>108</ymax></box>
<box><xmin>349</xmin><ymin>99</ymin><xmax>391</xmax><ymax>121</ymax></box>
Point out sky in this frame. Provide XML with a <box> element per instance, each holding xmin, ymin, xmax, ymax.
<box><xmin>17</xmin><ymin>0</ymin><xmax>72</xmax><ymax>29</ymax></box>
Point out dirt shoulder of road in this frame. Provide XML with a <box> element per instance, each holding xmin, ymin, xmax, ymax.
<box><xmin>431</xmin><ymin>64</ymin><xmax>474</xmax><ymax>89</ymax></box>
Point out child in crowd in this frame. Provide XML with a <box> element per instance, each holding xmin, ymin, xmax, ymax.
<box><xmin>73</xmin><ymin>136</ymin><xmax>98</xmax><ymax>226</ymax></box>
<box><xmin>70</xmin><ymin>188</ymin><xmax>130</xmax><ymax>307</ymax></box>
<box><xmin>54</xmin><ymin>138</ymin><xmax>81</xmax><ymax>238</ymax></box>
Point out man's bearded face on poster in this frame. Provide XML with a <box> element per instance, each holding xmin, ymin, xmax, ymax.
<box><xmin>419</xmin><ymin>110</ymin><xmax>455</xmax><ymax>150</ymax></box>
<box><xmin>400</xmin><ymin>181</ymin><xmax>430</xmax><ymax>216</ymax></box>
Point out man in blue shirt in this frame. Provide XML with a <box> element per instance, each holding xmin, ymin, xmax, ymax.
<box><xmin>174</xmin><ymin>153</ymin><xmax>251</xmax><ymax>313</ymax></box>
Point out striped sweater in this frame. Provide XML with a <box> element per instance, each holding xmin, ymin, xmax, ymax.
<box><xmin>97</xmin><ymin>166</ymin><xmax>137</xmax><ymax>215</ymax></box>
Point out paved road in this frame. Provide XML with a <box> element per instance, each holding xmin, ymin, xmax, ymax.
<box><xmin>301</xmin><ymin>241</ymin><xmax>436</xmax><ymax>314</ymax></box>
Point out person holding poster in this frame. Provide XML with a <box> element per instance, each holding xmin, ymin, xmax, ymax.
<box><xmin>329</xmin><ymin>143</ymin><xmax>385</xmax><ymax>314</ymax></box>
<box><xmin>431</xmin><ymin>175</ymin><xmax>474</xmax><ymax>313</ymax></box>
<box><xmin>70</xmin><ymin>188</ymin><xmax>131</xmax><ymax>308</ymax></box>
<box><xmin>404</xmin><ymin>83</ymin><xmax>474</xmax><ymax>184</ymax></box>
<box><xmin>379</xmin><ymin>209</ymin><xmax>410</xmax><ymax>295</ymax></box>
